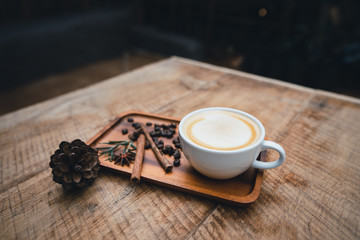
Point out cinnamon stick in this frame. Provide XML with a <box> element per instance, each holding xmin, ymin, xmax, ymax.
<box><xmin>131</xmin><ymin>133</ymin><xmax>146</xmax><ymax>183</ymax></box>
<box><xmin>140</xmin><ymin>124</ymin><xmax>173</xmax><ymax>173</ymax></box>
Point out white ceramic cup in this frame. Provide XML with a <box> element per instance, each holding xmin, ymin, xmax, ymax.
<box><xmin>179</xmin><ymin>107</ymin><xmax>285</xmax><ymax>179</ymax></box>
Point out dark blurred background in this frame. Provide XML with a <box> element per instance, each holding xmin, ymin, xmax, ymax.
<box><xmin>1</xmin><ymin>0</ymin><xmax>359</xmax><ymax>114</ymax></box>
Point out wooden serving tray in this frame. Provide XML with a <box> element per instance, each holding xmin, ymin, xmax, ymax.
<box><xmin>87</xmin><ymin>111</ymin><xmax>266</xmax><ymax>206</ymax></box>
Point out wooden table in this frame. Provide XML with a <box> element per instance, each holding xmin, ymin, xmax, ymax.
<box><xmin>1</xmin><ymin>57</ymin><xmax>359</xmax><ymax>239</ymax></box>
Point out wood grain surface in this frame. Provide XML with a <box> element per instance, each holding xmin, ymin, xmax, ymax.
<box><xmin>1</xmin><ymin>57</ymin><xmax>359</xmax><ymax>239</ymax></box>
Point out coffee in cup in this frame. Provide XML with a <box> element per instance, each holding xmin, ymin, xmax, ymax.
<box><xmin>182</xmin><ymin>110</ymin><xmax>261</xmax><ymax>151</ymax></box>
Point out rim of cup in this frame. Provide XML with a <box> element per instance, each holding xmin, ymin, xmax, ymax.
<box><xmin>179</xmin><ymin>107</ymin><xmax>266</xmax><ymax>154</ymax></box>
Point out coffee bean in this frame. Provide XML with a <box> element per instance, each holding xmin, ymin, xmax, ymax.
<box><xmin>155</xmin><ymin>126</ymin><xmax>161</xmax><ymax>131</ymax></box>
<box><xmin>146</xmin><ymin>122</ymin><xmax>152</xmax><ymax>126</ymax></box>
<box><xmin>150</xmin><ymin>131</ymin><xmax>156</xmax><ymax>138</ymax></box>
<box><xmin>157</xmin><ymin>144</ymin><xmax>164</xmax><ymax>149</ymax></box>
<box><xmin>132</xmin><ymin>122</ymin><xmax>141</xmax><ymax>129</ymax></box>
<box><xmin>161</xmin><ymin>124</ymin><xmax>168</xmax><ymax>129</ymax></box>
<box><xmin>127</xmin><ymin>117</ymin><xmax>134</xmax><ymax>122</ymax></box>
<box><xmin>173</xmin><ymin>149</ymin><xmax>181</xmax><ymax>159</ymax></box>
<box><xmin>172</xmin><ymin>138</ymin><xmax>179</xmax><ymax>144</ymax></box>
<box><xmin>145</xmin><ymin>140</ymin><xmax>151</xmax><ymax>149</ymax></box>
<box><xmin>133</xmin><ymin>130</ymin><xmax>140</xmax><ymax>138</ymax></box>
<box><xmin>129</xmin><ymin>134</ymin><xmax>138</xmax><ymax>141</ymax></box>
<box><xmin>154</xmin><ymin>124</ymin><xmax>160</xmax><ymax>128</ymax></box>
<box><xmin>162</xmin><ymin>147</ymin><xmax>169</xmax><ymax>154</ymax></box>
<box><xmin>166</xmin><ymin>132</ymin><xmax>173</xmax><ymax>138</ymax></box>
<box><xmin>167</xmin><ymin>146</ymin><xmax>175</xmax><ymax>156</ymax></box>
<box><xmin>175</xmin><ymin>143</ymin><xmax>181</xmax><ymax>149</ymax></box>
<box><xmin>122</xmin><ymin>129</ymin><xmax>128</xmax><ymax>135</ymax></box>
<box><xmin>155</xmin><ymin>131</ymin><xmax>161</xmax><ymax>137</ymax></box>
<box><xmin>173</xmin><ymin>159</ymin><xmax>181</xmax><ymax>167</ymax></box>
<box><xmin>170</xmin><ymin>122</ymin><xmax>177</xmax><ymax>128</ymax></box>
<box><xmin>164</xmin><ymin>145</ymin><xmax>173</xmax><ymax>154</ymax></box>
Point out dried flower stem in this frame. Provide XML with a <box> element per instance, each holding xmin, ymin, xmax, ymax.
<box><xmin>96</xmin><ymin>141</ymin><xmax>136</xmax><ymax>161</ymax></box>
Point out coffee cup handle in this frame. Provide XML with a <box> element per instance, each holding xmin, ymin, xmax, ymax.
<box><xmin>251</xmin><ymin>141</ymin><xmax>285</xmax><ymax>169</ymax></box>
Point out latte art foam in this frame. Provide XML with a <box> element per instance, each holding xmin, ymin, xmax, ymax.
<box><xmin>183</xmin><ymin>110</ymin><xmax>260</xmax><ymax>150</ymax></box>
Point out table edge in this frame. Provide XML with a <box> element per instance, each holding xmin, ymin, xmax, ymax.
<box><xmin>171</xmin><ymin>56</ymin><xmax>360</xmax><ymax>104</ymax></box>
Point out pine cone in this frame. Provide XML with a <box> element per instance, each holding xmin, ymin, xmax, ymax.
<box><xmin>49</xmin><ymin>139</ymin><xmax>100</xmax><ymax>190</ymax></box>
